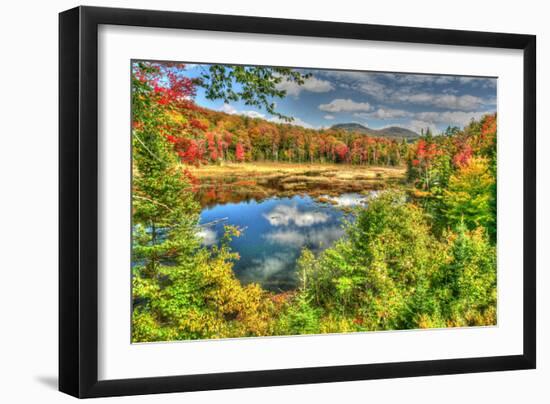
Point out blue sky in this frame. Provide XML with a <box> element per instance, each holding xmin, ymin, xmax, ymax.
<box><xmin>183</xmin><ymin>64</ymin><xmax>496</xmax><ymax>134</ymax></box>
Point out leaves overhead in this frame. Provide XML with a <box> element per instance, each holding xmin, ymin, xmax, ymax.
<box><xmin>197</xmin><ymin>65</ymin><xmax>310</xmax><ymax>121</ymax></box>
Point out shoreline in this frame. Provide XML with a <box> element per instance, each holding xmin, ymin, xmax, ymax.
<box><xmin>185</xmin><ymin>162</ymin><xmax>407</xmax><ymax>206</ymax></box>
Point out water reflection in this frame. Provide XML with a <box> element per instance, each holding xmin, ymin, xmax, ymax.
<box><xmin>249</xmin><ymin>252</ymin><xmax>294</xmax><ymax>280</ymax></box>
<box><xmin>198</xmin><ymin>193</ymin><xmax>368</xmax><ymax>291</ymax></box>
<box><xmin>264</xmin><ymin>204</ymin><xmax>330</xmax><ymax>227</ymax></box>
<box><xmin>196</xmin><ymin>227</ymin><xmax>218</xmax><ymax>246</ymax></box>
<box><xmin>320</xmin><ymin>193</ymin><xmax>370</xmax><ymax>207</ymax></box>
<box><xmin>264</xmin><ymin>226</ymin><xmax>344</xmax><ymax>249</ymax></box>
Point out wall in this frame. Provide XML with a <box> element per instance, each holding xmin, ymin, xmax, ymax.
<box><xmin>0</xmin><ymin>0</ymin><xmax>546</xmax><ymax>402</ymax></box>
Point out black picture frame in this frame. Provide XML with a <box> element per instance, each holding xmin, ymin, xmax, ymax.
<box><xmin>59</xmin><ymin>5</ymin><xmax>536</xmax><ymax>398</ymax></box>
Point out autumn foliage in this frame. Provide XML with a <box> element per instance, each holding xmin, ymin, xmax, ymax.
<box><xmin>133</xmin><ymin>62</ymin><xmax>410</xmax><ymax>168</ymax></box>
<box><xmin>131</xmin><ymin>60</ymin><xmax>498</xmax><ymax>341</ymax></box>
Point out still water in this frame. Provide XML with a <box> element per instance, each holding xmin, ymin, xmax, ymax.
<box><xmin>198</xmin><ymin>193</ymin><xmax>368</xmax><ymax>291</ymax></box>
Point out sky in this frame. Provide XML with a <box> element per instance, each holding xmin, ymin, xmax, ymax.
<box><xmin>183</xmin><ymin>63</ymin><xmax>497</xmax><ymax>134</ymax></box>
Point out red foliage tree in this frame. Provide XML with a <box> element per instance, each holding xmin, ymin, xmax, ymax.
<box><xmin>453</xmin><ymin>143</ymin><xmax>473</xmax><ymax>168</ymax></box>
<box><xmin>335</xmin><ymin>143</ymin><xmax>349</xmax><ymax>162</ymax></box>
<box><xmin>235</xmin><ymin>143</ymin><xmax>245</xmax><ymax>162</ymax></box>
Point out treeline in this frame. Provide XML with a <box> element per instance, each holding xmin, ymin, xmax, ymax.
<box><xmin>168</xmin><ymin>110</ymin><xmax>411</xmax><ymax>166</ymax></box>
<box><xmin>131</xmin><ymin>61</ymin><xmax>497</xmax><ymax>341</ymax></box>
<box><xmin>136</xmin><ymin>63</ymin><xmax>411</xmax><ymax>167</ymax></box>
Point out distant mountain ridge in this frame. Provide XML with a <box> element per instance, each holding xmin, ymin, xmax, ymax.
<box><xmin>331</xmin><ymin>123</ymin><xmax>419</xmax><ymax>140</ymax></box>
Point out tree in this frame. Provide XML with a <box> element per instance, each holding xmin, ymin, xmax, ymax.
<box><xmin>293</xmin><ymin>189</ymin><xmax>496</xmax><ymax>332</ymax></box>
<box><xmin>443</xmin><ymin>157</ymin><xmax>496</xmax><ymax>239</ymax></box>
<box><xmin>435</xmin><ymin>223</ymin><xmax>497</xmax><ymax>326</ymax></box>
<box><xmin>131</xmin><ymin>61</ymin><xmax>316</xmax><ymax>342</ymax></box>
<box><xmin>132</xmin><ymin>61</ymin><xmax>498</xmax><ymax>340</ymax></box>
<box><xmin>131</xmin><ymin>62</ymin><xmax>204</xmax><ymax>339</ymax></box>
<box><xmin>133</xmin><ymin>226</ymin><xmax>276</xmax><ymax>341</ymax></box>
<box><xmin>411</xmin><ymin>138</ymin><xmax>441</xmax><ymax>190</ymax></box>
<box><xmin>196</xmin><ymin>65</ymin><xmax>310</xmax><ymax>121</ymax></box>
<box><xmin>334</xmin><ymin>142</ymin><xmax>349</xmax><ymax>162</ymax></box>
<box><xmin>131</xmin><ymin>62</ymin><xmax>201</xmax><ymax>275</ymax></box>
<box><xmin>298</xmin><ymin>192</ymin><xmax>446</xmax><ymax>330</ymax></box>
<box><xmin>235</xmin><ymin>142</ymin><xmax>245</xmax><ymax>162</ymax></box>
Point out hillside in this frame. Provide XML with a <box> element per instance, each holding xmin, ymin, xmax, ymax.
<box><xmin>331</xmin><ymin>122</ymin><xmax>419</xmax><ymax>140</ymax></box>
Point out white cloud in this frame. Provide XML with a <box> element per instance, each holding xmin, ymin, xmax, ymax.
<box><xmin>306</xmin><ymin>227</ymin><xmax>345</xmax><ymax>247</ymax></box>
<box><xmin>320</xmin><ymin>193</ymin><xmax>368</xmax><ymax>207</ymax></box>
<box><xmin>458</xmin><ymin>77</ymin><xmax>497</xmax><ymax>88</ymax></box>
<box><xmin>392</xmin><ymin>110</ymin><xmax>493</xmax><ymax>134</ymax></box>
<box><xmin>403</xmin><ymin>120</ymin><xmax>439</xmax><ymax>135</ymax></box>
<box><xmin>270</xmin><ymin>116</ymin><xmax>316</xmax><ymax>129</ymax></box>
<box><xmin>220</xmin><ymin>103</ymin><xmax>315</xmax><ymax>129</ymax></box>
<box><xmin>357</xmin><ymin>107</ymin><xmax>413</xmax><ymax>120</ymax></box>
<box><xmin>393</xmin><ymin>93</ymin><xmax>487</xmax><ymax>111</ymax></box>
<box><xmin>264</xmin><ymin>204</ymin><xmax>329</xmax><ymax>227</ymax></box>
<box><xmin>318</xmin><ymin>70</ymin><xmax>368</xmax><ymax>82</ymax></box>
<box><xmin>220</xmin><ymin>103</ymin><xmax>237</xmax><ymax>114</ymax></box>
<box><xmin>324</xmin><ymin>114</ymin><xmax>335</xmax><ymax>120</ymax></box>
<box><xmin>415</xmin><ymin>110</ymin><xmax>489</xmax><ymax>126</ymax></box>
<box><xmin>276</xmin><ymin>75</ymin><xmax>334</xmax><ymax>97</ymax></box>
<box><xmin>249</xmin><ymin>253</ymin><xmax>291</xmax><ymax>279</ymax></box>
<box><xmin>196</xmin><ymin>228</ymin><xmax>217</xmax><ymax>246</ymax></box>
<box><xmin>264</xmin><ymin>226</ymin><xmax>344</xmax><ymax>249</ymax></box>
<box><xmin>358</xmin><ymin>80</ymin><xmax>387</xmax><ymax>99</ymax></box>
<box><xmin>289</xmin><ymin>117</ymin><xmax>315</xmax><ymax>129</ymax></box>
<box><xmin>317</xmin><ymin>70</ymin><xmax>495</xmax><ymax>111</ymax></box>
<box><xmin>458</xmin><ymin>77</ymin><xmax>477</xmax><ymax>84</ymax></box>
<box><xmin>387</xmin><ymin>73</ymin><xmax>455</xmax><ymax>85</ymax></box>
<box><xmin>443</xmin><ymin>87</ymin><xmax>460</xmax><ymax>95</ymax></box>
<box><xmin>264</xmin><ymin>230</ymin><xmax>306</xmax><ymax>246</ymax></box>
<box><xmin>319</xmin><ymin>98</ymin><xmax>372</xmax><ymax>113</ymax></box>
<box><xmin>220</xmin><ymin>103</ymin><xmax>266</xmax><ymax>119</ymax></box>
<box><xmin>245</xmin><ymin>111</ymin><xmax>267</xmax><ymax>119</ymax></box>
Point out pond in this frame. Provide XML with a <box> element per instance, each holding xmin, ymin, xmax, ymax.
<box><xmin>198</xmin><ymin>193</ymin><xmax>370</xmax><ymax>291</ymax></box>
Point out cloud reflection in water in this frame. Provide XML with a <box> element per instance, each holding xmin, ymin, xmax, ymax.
<box><xmin>263</xmin><ymin>226</ymin><xmax>344</xmax><ymax>250</ymax></box>
<box><xmin>321</xmin><ymin>193</ymin><xmax>368</xmax><ymax>207</ymax></box>
<box><xmin>263</xmin><ymin>204</ymin><xmax>329</xmax><ymax>227</ymax></box>
<box><xmin>199</xmin><ymin>194</ymin><xmax>368</xmax><ymax>291</ymax></box>
<box><xmin>248</xmin><ymin>252</ymin><xmax>294</xmax><ymax>280</ymax></box>
<box><xmin>197</xmin><ymin>227</ymin><xmax>218</xmax><ymax>246</ymax></box>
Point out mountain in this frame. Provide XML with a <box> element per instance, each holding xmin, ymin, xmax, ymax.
<box><xmin>331</xmin><ymin>123</ymin><xmax>419</xmax><ymax>140</ymax></box>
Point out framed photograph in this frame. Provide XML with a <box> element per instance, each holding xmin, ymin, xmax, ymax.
<box><xmin>59</xmin><ymin>6</ymin><xmax>536</xmax><ymax>398</ymax></box>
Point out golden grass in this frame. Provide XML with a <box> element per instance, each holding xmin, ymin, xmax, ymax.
<box><xmin>187</xmin><ymin>161</ymin><xmax>405</xmax><ymax>180</ymax></box>
<box><xmin>185</xmin><ymin>162</ymin><xmax>406</xmax><ymax>204</ymax></box>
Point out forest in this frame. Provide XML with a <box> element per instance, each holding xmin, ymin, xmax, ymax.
<box><xmin>131</xmin><ymin>61</ymin><xmax>497</xmax><ymax>342</ymax></box>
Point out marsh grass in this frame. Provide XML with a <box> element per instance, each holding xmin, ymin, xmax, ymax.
<box><xmin>187</xmin><ymin>162</ymin><xmax>406</xmax><ymax>206</ymax></box>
